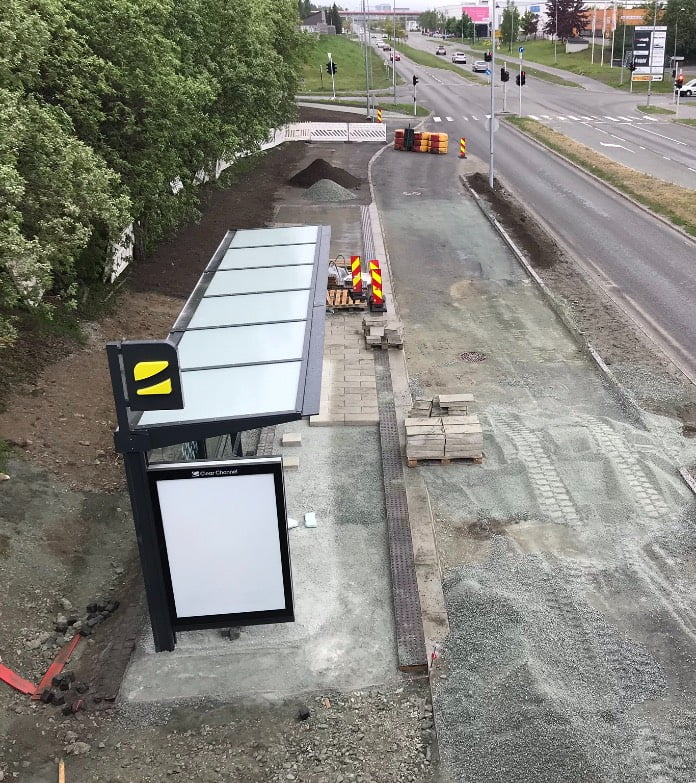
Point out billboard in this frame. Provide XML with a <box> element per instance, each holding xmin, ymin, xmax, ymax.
<box><xmin>148</xmin><ymin>457</ymin><xmax>293</xmax><ymax>631</ymax></box>
<box><xmin>632</xmin><ymin>26</ymin><xmax>667</xmax><ymax>81</ymax></box>
<box><xmin>462</xmin><ymin>6</ymin><xmax>490</xmax><ymax>23</ymax></box>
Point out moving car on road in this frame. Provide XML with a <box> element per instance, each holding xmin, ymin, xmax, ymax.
<box><xmin>435</xmin><ymin>45</ymin><xmax>446</xmax><ymax>55</ymax></box>
<box><xmin>472</xmin><ymin>60</ymin><xmax>488</xmax><ymax>72</ymax></box>
<box><xmin>675</xmin><ymin>77</ymin><xmax>696</xmax><ymax>97</ymax></box>
<box><xmin>451</xmin><ymin>52</ymin><xmax>467</xmax><ymax>63</ymax></box>
<box><xmin>390</xmin><ymin>51</ymin><xmax>401</xmax><ymax>61</ymax></box>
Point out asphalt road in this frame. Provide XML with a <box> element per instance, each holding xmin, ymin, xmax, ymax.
<box><xmin>383</xmin><ymin>49</ymin><xmax>696</xmax><ymax>381</ymax></box>
<box><xmin>394</xmin><ymin>36</ymin><xmax>696</xmax><ymax>187</ymax></box>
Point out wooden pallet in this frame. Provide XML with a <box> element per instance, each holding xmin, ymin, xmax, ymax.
<box><xmin>407</xmin><ymin>455</ymin><xmax>483</xmax><ymax>467</ymax></box>
<box><xmin>326</xmin><ymin>288</ymin><xmax>367</xmax><ymax>310</ymax></box>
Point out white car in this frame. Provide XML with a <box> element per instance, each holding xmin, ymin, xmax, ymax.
<box><xmin>675</xmin><ymin>77</ymin><xmax>696</xmax><ymax>97</ymax></box>
<box><xmin>472</xmin><ymin>60</ymin><xmax>488</xmax><ymax>73</ymax></box>
<box><xmin>451</xmin><ymin>52</ymin><xmax>467</xmax><ymax>64</ymax></box>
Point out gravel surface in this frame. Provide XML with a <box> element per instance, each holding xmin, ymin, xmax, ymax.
<box><xmin>303</xmin><ymin>179</ymin><xmax>358</xmax><ymax>202</ymax></box>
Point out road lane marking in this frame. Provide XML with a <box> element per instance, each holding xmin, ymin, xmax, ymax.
<box><xmin>446</xmin><ymin>116</ymin><xmax>454</xmax><ymax>121</ymax></box>
<box><xmin>618</xmin><ymin>115</ymin><xmax>634</xmax><ymax>121</ymax></box>
<box><xmin>610</xmin><ymin>134</ymin><xmax>627</xmax><ymax>141</ymax></box>
<box><xmin>593</xmin><ymin>126</ymin><xmax>610</xmax><ymax>134</ymax></box>
<box><xmin>635</xmin><ymin>127</ymin><xmax>687</xmax><ymax>145</ymax></box>
<box><xmin>604</xmin><ymin>115</ymin><xmax>619</xmax><ymax>121</ymax></box>
<box><xmin>581</xmin><ymin>115</ymin><xmax>593</xmax><ymax>120</ymax></box>
<box><xmin>600</xmin><ymin>142</ymin><xmax>634</xmax><ymax>152</ymax></box>
<box><xmin>689</xmin><ymin>167</ymin><xmax>696</xmax><ymax>173</ymax></box>
<box><xmin>567</xmin><ymin>115</ymin><xmax>580</xmax><ymax>120</ymax></box>
<box><xmin>471</xmin><ymin>115</ymin><xmax>479</xmax><ymax>120</ymax></box>
<box><xmin>529</xmin><ymin>114</ymin><xmax>540</xmax><ymax>120</ymax></box>
<box><xmin>433</xmin><ymin>116</ymin><xmax>442</xmax><ymax>122</ymax></box>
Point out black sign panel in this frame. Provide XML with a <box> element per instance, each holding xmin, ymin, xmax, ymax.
<box><xmin>121</xmin><ymin>340</ymin><xmax>184</xmax><ymax>411</ymax></box>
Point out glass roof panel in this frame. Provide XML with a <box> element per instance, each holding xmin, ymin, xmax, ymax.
<box><xmin>228</xmin><ymin>226</ymin><xmax>318</xmax><ymax>247</ymax></box>
<box><xmin>220</xmin><ymin>244</ymin><xmax>316</xmax><ymax>269</ymax></box>
<box><xmin>204</xmin><ymin>265</ymin><xmax>313</xmax><ymax>296</ymax></box>
<box><xmin>137</xmin><ymin>362</ymin><xmax>302</xmax><ymax>426</ymax></box>
<box><xmin>187</xmin><ymin>290</ymin><xmax>310</xmax><ymax>328</ymax></box>
<box><xmin>177</xmin><ymin>322</ymin><xmax>306</xmax><ymax>368</ymax></box>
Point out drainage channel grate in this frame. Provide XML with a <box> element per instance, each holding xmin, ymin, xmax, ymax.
<box><xmin>374</xmin><ymin>349</ymin><xmax>427</xmax><ymax>672</ymax></box>
<box><xmin>460</xmin><ymin>351</ymin><xmax>487</xmax><ymax>362</ymax></box>
<box><xmin>256</xmin><ymin>426</ymin><xmax>276</xmax><ymax>457</ymax></box>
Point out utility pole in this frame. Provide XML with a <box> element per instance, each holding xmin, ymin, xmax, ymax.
<box><xmin>392</xmin><ymin>0</ymin><xmax>396</xmax><ymax>102</ymax></box>
<box><xmin>489</xmin><ymin>0</ymin><xmax>497</xmax><ymax>188</ymax></box>
<box><xmin>646</xmin><ymin>1</ymin><xmax>658</xmax><ymax>107</ymax></box>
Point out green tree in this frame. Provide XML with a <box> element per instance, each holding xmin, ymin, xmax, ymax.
<box><xmin>418</xmin><ymin>10</ymin><xmax>439</xmax><ymax>32</ymax></box>
<box><xmin>663</xmin><ymin>0</ymin><xmax>696</xmax><ymax>60</ymax></box>
<box><xmin>500</xmin><ymin>1</ymin><xmax>521</xmax><ymax>49</ymax></box>
<box><xmin>544</xmin><ymin>0</ymin><xmax>590</xmax><ymax>38</ymax></box>
<box><xmin>520</xmin><ymin>10</ymin><xmax>540</xmax><ymax>39</ymax></box>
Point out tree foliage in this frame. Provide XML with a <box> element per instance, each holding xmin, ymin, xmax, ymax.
<box><xmin>520</xmin><ymin>10</ymin><xmax>540</xmax><ymax>38</ymax></box>
<box><xmin>0</xmin><ymin>0</ymin><xmax>307</xmax><ymax>346</ymax></box>
<box><xmin>544</xmin><ymin>0</ymin><xmax>590</xmax><ymax>38</ymax></box>
<box><xmin>500</xmin><ymin>2</ymin><xmax>521</xmax><ymax>47</ymax></box>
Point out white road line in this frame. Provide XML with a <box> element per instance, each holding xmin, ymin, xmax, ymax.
<box><xmin>541</xmin><ymin>114</ymin><xmax>551</xmax><ymax>119</ymax></box>
<box><xmin>433</xmin><ymin>116</ymin><xmax>442</xmax><ymax>122</ymax></box>
<box><xmin>529</xmin><ymin>114</ymin><xmax>540</xmax><ymax>120</ymax></box>
<box><xmin>642</xmin><ymin>115</ymin><xmax>659</xmax><ymax>122</ymax></box>
<box><xmin>638</xmin><ymin>126</ymin><xmax>687</xmax><ymax>145</ymax></box>
<box><xmin>600</xmin><ymin>142</ymin><xmax>634</xmax><ymax>152</ymax></box>
<box><xmin>604</xmin><ymin>115</ymin><xmax>619</xmax><ymax>121</ymax></box>
<box><xmin>593</xmin><ymin>126</ymin><xmax>610</xmax><ymax>135</ymax></box>
<box><xmin>689</xmin><ymin>167</ymin><xmax>696</xmax><ymax>173</ymax></box>
<box><xmin>581</xmin><ymin>115</ymin><xmax>593</xmax><ymax>120</ymax></box>
<box><xmin>446</xmin><ymin>116</ymin><xmax>454</xmax><ymax>121</ymax></box>
<box><xmin>663</xmin><ymin>156</ymin><xmax>672</xmax><ymax>160</ymax></box>
<box><xmin>462</xmin><ymin>115</ymin><xmax>470</xmax><ymax>120</ymax></box>
<box><xmin>471</xmin><ymin>115</ymin><xmax>478</xmax><ymax>120</ymax></box>
<box><xmin>567</xmin><ymin>115</ymin><xmax>580</xmax><ymax>120</ymax></box>
<box><xmin>610</xmin><ymin>134</ymin><xmax>626</xmax><ymax>141</ymax></box>
<box><xmin>618</xmin><ymin>115</ymin><xmax>634</xmax><ymax>121</ymax></box>
<box><xmin>556</xmin><ymin>115</ymin><xmax>568</xmax><ymax>120</ymax></box>
<box><xmin>638</xmin><ymin>145</ymin><xmax>646</xmax><ymax>149</ymax></box>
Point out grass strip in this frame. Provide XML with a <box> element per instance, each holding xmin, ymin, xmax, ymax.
<box><xmin>506</xmin><ymin>116</ymin><xmax>696</xmax><ymax>238</ymax></box>
<box><xmin>298</xmin><ymin>98</ymin><xmax>429</xmax><ymax>116</ymax></box>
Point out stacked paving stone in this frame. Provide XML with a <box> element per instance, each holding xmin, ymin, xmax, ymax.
<box><xmin>405</xmin><ymin>394</ymin><xmax>483</xmax><ymax>465</ymax></box>
<box><xmin>362</xmin><ymin>316</ymin><xmax>404</xmax><ymax>349</ymax></box>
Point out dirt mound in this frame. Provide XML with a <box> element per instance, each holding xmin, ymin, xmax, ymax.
<box><xmin>289</xmin><ymin>158</ymin><xmax>361</xmax><ymax>189</ymax></box>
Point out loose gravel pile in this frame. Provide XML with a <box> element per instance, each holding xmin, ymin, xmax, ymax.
<box><xmin>433</xmin><ymin>536</ymin><xmax>696</xmax><ymax>783</ymax></box>
<box><xmin>303</xmin><ymin>179</ymin><xmax>357</xmax><ymax>202</ymax></box>
<box><xmin>289</xmin><ymin>158</ymin><xmax>361</xmax><ymax>189</ymax></box>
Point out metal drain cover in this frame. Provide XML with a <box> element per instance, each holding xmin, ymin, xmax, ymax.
<box><xmin>460</xmin><ymin>351</ymin><xmax>487</xmax><ymax>362</ymax></box>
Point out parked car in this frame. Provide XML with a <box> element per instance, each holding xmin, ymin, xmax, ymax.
<box><xmin>451</xmin><ymin>52</ymin><xmax>467</xmax><ymax>63</ymax></box>
<box><xmin>435</xmin><ymin>45</ymin><xmax>446</xmax><ymax>55</ymax></box>
<box><xmin>675</xmin><ymin>77</ymin><xmax>696</xmax><ymax>97</ymax></box>
<box><xmin>472</xmin><ymin>60</ymin><xmax>488</xmax><ymax>72</ymax></box>
<box><xmin>390</xmin><ymin>51</ymin><xmax>401</xmax><ymax>61</ymax></box>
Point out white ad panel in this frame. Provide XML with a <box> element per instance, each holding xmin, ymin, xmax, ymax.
<box><xmin>155</xmin><ymin>472</ymin><xmax>286</xmax><ymax>617</ymax></box>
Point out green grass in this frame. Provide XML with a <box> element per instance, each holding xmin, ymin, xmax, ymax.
<box><xmin>300</xmin><ymin>98</ymin><xmax>429</xmax><ymax>116</ymax></box>
<box><xmin>676</xmin><ymin>118</ymin><xmax>696</xmax><ymax>126</ymax></box>
<box><xmin>637</xmin><ymin>104</ymin><xmax>675</xmax><ymax>114</ymax></box>
<box><xmin>300</xmin><ymin>34</ymin><xmax>396</xmax><ymax>94</ymax></box>
<box><xmin>484</xmin><ymin>38</ymin><xmax>676</xmax><ymax>95</ymax></box>
<box><xmin>506</xmin><ymin>116</ymin><xmax>696</xmax><ymax>238</ymax></box>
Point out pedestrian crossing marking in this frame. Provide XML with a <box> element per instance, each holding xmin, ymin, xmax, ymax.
<box><xmin>433</xmin><ymin>116</ymin><xmax>442</xmax><ymax>122</ymax></box>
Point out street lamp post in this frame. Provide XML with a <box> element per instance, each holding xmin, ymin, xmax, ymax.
<box><xmin>554</xmin><ymin>3</ymin><xmax>558</xmax><ymax>63</ymax></box>
<box><xmin>489</xmin><ymin>1</ymin><xmax>497</xmax><ymax>188</ymax></box>
<box><xmin>646</xmin><ymin>1</ymin><xmax>659</xmax><ymax>107</ymax></box>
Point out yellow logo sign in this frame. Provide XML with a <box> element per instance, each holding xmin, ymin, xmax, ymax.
<box><xmin>133</xmin><ymin>361</ymin><xmax>173</xmax><ymax>396</ymax></box>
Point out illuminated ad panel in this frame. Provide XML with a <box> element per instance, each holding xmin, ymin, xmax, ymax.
<box><xmin>148</xmin><ymin>457</ymin><xmax>293</xmax><ymax>630</ymax></box>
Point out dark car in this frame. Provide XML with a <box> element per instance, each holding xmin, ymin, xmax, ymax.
<box><xmin>435</xmin><ymin>45</ymin><xmax>446</xmax><ymax>55</ymax></box>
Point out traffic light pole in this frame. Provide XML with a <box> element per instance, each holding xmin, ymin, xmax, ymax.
<box><xmin>488</xmin><ymin>5</ymin><xmax>496</xmax><ymax>189</ymax></box>
<box><xmin>328</xmin><ymin>51</ymin><xmax>336</xmax><ymax>100</ymax></box>
<box><xmin>413</xmin><ymin>74</ymin><xmax>418</xmax><ymax>115</ymax></box>
<box><xmin>503</xmin><ymin>61</ymin><xmax>507</xmax><ymax>113</ymax></box>
<box><xmin>519</xmin><ymin>51</ymin><xmax>523</xmax><ymax>118</ymax></box>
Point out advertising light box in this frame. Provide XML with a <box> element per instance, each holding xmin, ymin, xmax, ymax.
<box><xmin>147</xmin><ymin>457</ymin><xmax>293</xmax><ymax>631</ymax></box>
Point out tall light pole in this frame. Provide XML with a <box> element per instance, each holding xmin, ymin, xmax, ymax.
<box><xmin>673</xmin><ymin>8</ymin><xmax>685</xmax><ymax>61</ymax></box>
<box><xmin>646</xmin><ymin>0</ymin><xmax>659</xmax><ymax>107</ymax></box>
<box><xmin>554</xmin><ymin>2</ymin><xmax>558</xmax><ymax>64</ymax></box>
<box><xmin>489</xmin><ymin>1</ymin><xmax>497</xmax><ymax>188</ymax></box>
<box><xmin>610</xmin><ymin>0</ymin><xmax>617</xmax><ymax>67</ymax></box>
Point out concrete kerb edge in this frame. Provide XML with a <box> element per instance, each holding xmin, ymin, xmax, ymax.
<box><xmin>366</xmin><ymin>140</ymin><xmax>450</xmax><ymax>709</ymax></box>
<box><xmin>501</xmin><ymin>116</ymin><xmax>696</xmax><ymax>245</ymax></box>
<box><xmin>463</xmin><ymin>178</ymin><xmax>651</xmax><ymax>432</ymax></box>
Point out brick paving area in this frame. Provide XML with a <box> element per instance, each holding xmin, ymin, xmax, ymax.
<box><xmin>310</xmin><ymin>312</ymin><xmax>379</xmax><ymax>426</ymax></box>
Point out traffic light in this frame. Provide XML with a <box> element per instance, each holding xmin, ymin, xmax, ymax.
<box><xmin>413</xmin><ymin>74</ymin><xmax>419</xmax><ymax>86</ymax></box>
<box><xmin>515</xmin><ymin>73</ymin><xmax>520</xmax><ymax>86</ymax></box>
<box><xmin>484</xmin><ymin>51</ymin><xmax>492</xmax><ymax>62</ymax></box>
<box><xmin>326</xmin><ymin>62</ymin><xmax>331</xmax><ymax>74</ymax></box>
<box><xmin>500</xmin><ymin>68</ymin><xmax>509</xmax><ymax>82</ymax></box>
<box><xmin>676</xmin><ymin>73</ymin><xmax>684</xmax><ymax>88</ymax></box>
<box><xmin>628</xmin><ymin>60</ymin><xmax>636</xmax><ymax>72</ymax></box>
<box><xmin>520</xmin><ymin>70</ymin><xmax>526</xmax><ymax>86</ymax></box>
<box><xmin>326</xmin><ymin>61</ymin><xmax>337</xmax><ymax>74</ymax></box>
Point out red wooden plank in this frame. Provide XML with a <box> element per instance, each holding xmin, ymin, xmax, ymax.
<box><xmin>0</xmin><ymin>663</ymin><xmax>36</xmax><ymax>695</ymax></box>
<box><xmin>31</xmin><ymin>635</ymin><xmax>81</xmax><ymax>699</ymax></box>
